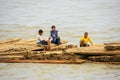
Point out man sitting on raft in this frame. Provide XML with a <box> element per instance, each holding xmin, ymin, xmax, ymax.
<box><xmin>80</xmin><ymin>32</ymin><xmax>94</xmax><ymax>47</ymax></box>
<box><xmin>49</xmin><ymin>26</ymin><xmax>61</xmax><ymax>45</ymax></box>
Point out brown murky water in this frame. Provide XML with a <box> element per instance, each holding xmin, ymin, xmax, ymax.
<box><xmin>0</xmin><ymin>63</ymin><xmax>120</xmax><ymax>80</ymax></box>
<box><xmin>0</xmin><ymin>0</ymin><xmax>120</xmax><ymax>44</ymax></box>
<box><xmin>0</xmin><ymin>0</ymin><xmax>120</xmax><ymax>80</ymax></box>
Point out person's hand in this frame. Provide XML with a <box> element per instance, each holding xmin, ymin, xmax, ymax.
<box><xmin>43</xmin><ymin>40</ymin><xmax>45</xmax><ymax>41</ymax></box>
<box><xmin>54</xmin><ymin>38</ymin><xmax>56</xmax><ymax>42</ymax></box>
<box><xmin>48</xmin><ymin>37</ymin><xmax>51</xmax><ymax>40</ymax></box>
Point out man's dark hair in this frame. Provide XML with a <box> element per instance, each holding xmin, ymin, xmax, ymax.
<box><xmin>51</xmin><ymin>25</ymin><xmax>56</xmax><ymax>29</ymax></box>
<box><xmin>84</xmin><ymin>32</ymin><xmax>88</xmax><ymax>34</ymax></box>
<box><xmin>38</xmin><ymin>29</ymin><xmax>43</xmax><ymax>33</ymax></box>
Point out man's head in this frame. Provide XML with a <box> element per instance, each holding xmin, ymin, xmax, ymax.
<box><xmin>38</xmin><ymin>29</ymin><xmax>43</xmax><ymax>35</ymax></box>
<box><xmin>84</xmin><ymin>32</ymin><xmax>88</xmax><ymax>38</ymax></box>
<box><xmin>51</xmin><ymin>25</ymin><xmax>56</xmax><ymax>31</ymax></box>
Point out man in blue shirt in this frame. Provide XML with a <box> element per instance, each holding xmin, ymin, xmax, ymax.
<box><xmin>49</xmin><ymin>26</ymin><xmax>61</xmax><ymax>45</ymax></box>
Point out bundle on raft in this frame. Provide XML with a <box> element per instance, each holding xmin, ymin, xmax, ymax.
<box><xmin>0</xmin><ymin>38</ymin><xmax>120</xmax><ymax>64</ymax></box>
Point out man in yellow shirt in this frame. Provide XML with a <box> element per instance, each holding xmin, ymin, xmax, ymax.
<box><xmin>80</xmin><ymin>32</ymin><xmax>94</xmax><ymax>47</ymax></box>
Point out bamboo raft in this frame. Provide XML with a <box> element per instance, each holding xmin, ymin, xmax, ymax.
<box><xmin>0</xmin><ymin>38</ymin><xmax>120</xmax><ymax>64</ymax></box>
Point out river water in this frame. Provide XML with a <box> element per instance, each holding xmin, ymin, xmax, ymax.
<box><xmin>0</xmin><ymin>63</ymin><xmax>120</xmax><ymax>80</ymax></box>
<box><xmin>0</xmin><ymin>0</ymin><xmax>120</xmax><ymax>80</ymax></box>
<box><xmin>0</xmin><ymin>0</ymin><xmax>120</xmax><ymax>44</ymax></box>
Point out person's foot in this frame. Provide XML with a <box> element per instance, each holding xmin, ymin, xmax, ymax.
<box><xmin>57</xmin><ymin>43</ymin><xmax>61</xmax><ymax>46</ymax></box>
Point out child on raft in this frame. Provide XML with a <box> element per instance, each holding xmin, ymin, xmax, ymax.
<box><xmin>36</xmin><ymin>29</ymin><xmax>50</xmax><ymax>45</ymax></box>
<box><xmin>80</xmin><ymin>32</ymin><xmax>94</xmax><ymax>47</ymax></box>
<box><xmin>49</xmin><ymin>26</ymin><xmax>61</xmax><ymax>45</ymax></box>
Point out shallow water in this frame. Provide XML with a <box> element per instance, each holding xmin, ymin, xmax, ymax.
<box><xmin>0</xmin><ymin>0</ymin><xmax>120</xmax><ymax>80</ymax></box>
<box><xmin>0</xmin><ymin>63</ymin><xmax>120</xmax><ymax>80</ymax></box>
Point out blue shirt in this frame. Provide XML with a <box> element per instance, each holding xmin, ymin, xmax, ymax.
<box><xmin>50</xmin><ymin>30</ymin><xmax>58</xmax><ymax>40</ymax></box>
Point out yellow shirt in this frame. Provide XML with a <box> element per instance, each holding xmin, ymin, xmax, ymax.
<box><xmin>80</xmin><ymin>36</ymin><xmax>94</xmax><ymax>46</ymax></box>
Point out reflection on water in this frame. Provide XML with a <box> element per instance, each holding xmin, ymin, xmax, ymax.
<box><xmin>0</xmin><ymin>63</ymin><xmax>120</xmax><ymax>80</ymax></box>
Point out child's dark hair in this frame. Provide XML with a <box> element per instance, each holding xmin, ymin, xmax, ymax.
<box><xmin>38</xmin><ymin>29</ymin><xmax>43</xmax><ymax>33</ymax></box>
<box><xmin>51</xmin><ymin>25</ymin><xmax>56</xmax><ymax>29</ymax></box>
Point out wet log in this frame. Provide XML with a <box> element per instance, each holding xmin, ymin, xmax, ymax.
<box><xmin>0</xmin><ymin>60</ymin><xmax>85</xmax><ymax>64</ymax></box>
<box><xmin>104</xmin><ymin>43</ymin><xmax>120</xmax><ymax>51</ymax></box>
<box><xmin>104</xmin><ymin>43</ymin><xmax>120</xmax><ymax>45</ymax></box>
<box><xmin>65</xmin><ymin>47</ymin><xmax>120</xmax><ymax>56</ymax></box>
<box><xmin>24</xmin><ymin>53</ymin><xmax>82</xmax><ymax>61</ymax></box>
<box><xmin>74</xmin><ymin>51</ymin><xmax>120</xmax><ymax>55</ymax></box>
<box><xmin>88</xmin><ymin>55</ymin><xmax>120</xmax><ymax>62</ymax></box>
<box><xmin>0</xmin><ymin>38</ymin><xmax>21</xmax><ymax>44</ymax></box>
<box><xmin>0</xmin><ymin>52</ymin><xmax>28</xmax><ymax>56</ymax></box>
<box><xmin>108</xmin><ymin>62</ymin><xmax>120</xmax><ymax>65</ymax></box>
<box><xmin>50</xmin><ymin>44</ymin><xmax>77</xmax><ymax>51</ymax></box>
<box><xmin>0</xmin><ymin>55</ymin><xmax>25</xmax><ymax>60</ymax></box>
